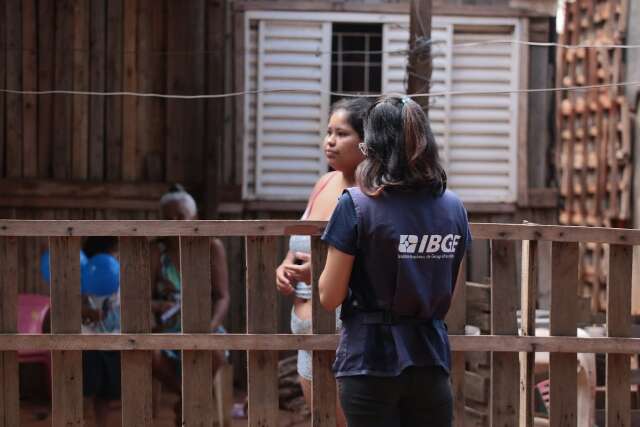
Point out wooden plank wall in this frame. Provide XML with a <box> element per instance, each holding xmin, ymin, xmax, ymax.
<box><xmin>0</xmin><ymin>0</ymin><xmax>230</xmax><ymax>295</ymax></box>
<box><xmin>0</xmin><ymin>0</ymin><xmax>231</xmax><ymax>188</ymax></box>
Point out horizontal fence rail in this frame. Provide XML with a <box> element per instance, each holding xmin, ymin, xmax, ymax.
<box><xmin>0</xmin><ymin>220</ymin><xmax>638</xmax><ymax>243</ymax></box>
<box><xmin>0</xmin><ymin>220</ymin><xmax>637</xmax><ymax>427</ymax></box>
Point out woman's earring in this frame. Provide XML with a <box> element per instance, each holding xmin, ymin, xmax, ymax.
<box><xmin>358</xmin><ymin>142</ymin><xmax>368</xmax><ymax>157</ymax></box>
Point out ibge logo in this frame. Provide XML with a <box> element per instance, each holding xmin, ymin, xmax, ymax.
<box><xmin>398</xmin><ymin>234</ymin><xmax>461</xmax><ymax>259</ymax></box>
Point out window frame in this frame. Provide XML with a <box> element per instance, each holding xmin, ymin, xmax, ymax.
<box><xmin>242</xmin><ymin>11</ymin><xmax>529</xmax><ymax>206</ymax></box>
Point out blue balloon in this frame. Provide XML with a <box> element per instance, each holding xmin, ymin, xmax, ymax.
<box><xmin>82</xmin><ymin>254</ymin><xmax>120</xmax><ymax>296</ymax></box>
<box><xmin>39</xmin><ymin>250</ymin><xmax>89</xmax><ymax>285</ymax></box>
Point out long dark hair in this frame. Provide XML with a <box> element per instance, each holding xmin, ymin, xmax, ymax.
<box><xmin>358</xmin><ymin>95</ymin><xmax>446</xmax><ymax>196</ymax></box>
<box><xmin>330</xmin><ymin>97</ymin><xmax>371</xmax><ymax>141</ymax></box>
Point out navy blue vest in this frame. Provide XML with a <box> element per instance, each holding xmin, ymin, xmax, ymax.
<box><xmin>325</xmin><ymin>186</ymin><xmax>470</xmax><ymax>377</ymax></box>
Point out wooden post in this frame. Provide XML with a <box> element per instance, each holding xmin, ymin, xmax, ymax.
<box><xmin>122</xmin><ymin>0</ymin><xmax>137</xmax><ymax>181</ymax></box>
<box><xmin>49</xmin><ymin>237</ymin><xmax>83</xmax><ymax>427</ymax></box>
<box><xmin>246</xmin><ymin>236</ymin><xmax>279</xmax><ymax>426</ymax></box>
<box><xmin>549</xmin><ymin>242</ymin><xmax>578</xmax><ymax>427</ymax></box>
<box><xmin>120</xmin><ymin>237</ymin><xmax>153</xmax><ymax>427</ymax></box>
<box><xmin>204</xmin><ymin>0</ymin><xmax>226</xmax><ymax>218</ymax></box>
<box><xmin>606</xmin><ymin>244</ymin><xmax>632</xmax><ymax>427</ymax></box>
<box><xmin>490</xmin><ymin>240</ymin><xmax>519</xmax><ymax>426</ymax></box>
<box><xmin>72</xmin><ymin>0</ymin><xmax>89</xmax><ymax>180</ymax></box>
<box><xmin>22</xmin><ymin>0</ymin><xmax>37</xmax><ymax>178</ymax></box>
<box><xmin>407</xmin><ymin>0</ymin><xmax>432</xmax><ymax>114</ymax></box>
<box><xmin>519</xmin><ymin>239</ymin><xmax>537</xmax><ymax>427</ymax></box>
<box><xmin>0</xmin><ymin>238</ymin><xmax>19</xmax><ymax>427</ymax></box>
<box><xmin>311</xmin><ymin>237</ymin><xmax>336</xmax><ymax>427</ymax></box>
<box><xmin>446</xmin><ymin>258</ymin><xmax>467</xmax><ymax>427</ymax></box>
<box><xmin>181</xmin><ymin>237</ymin><xmax>215</xmax><ymax>425</ymax></box>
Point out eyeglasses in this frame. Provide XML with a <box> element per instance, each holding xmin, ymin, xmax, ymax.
<box><xmin>358</xmin><ymin>142</ymin><xmax>368</xmax><ymax>157</ymax></box>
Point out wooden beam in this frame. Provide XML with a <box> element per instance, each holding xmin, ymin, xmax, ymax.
<box><xmin>519</xmin><ymin>239</ymin><xmax>537</xmax><ymax>427</ymax></box>
<box><xmin>549</xmin><ymin>242</ymin><xmax>578</xmax><ymax>427</ymax></box>
<box><xmin>105</xmin><ymin>0</ymin><xmax>123</xmax><ymax>182</ymax></box>
<box><xmin>0</xmin><ymin>179</ymin><xmax>170</xmax><ymax>199</ymax></box>
<box><xmin>517</xmin><ymin>18</ymin><xmax>530</xmax><ymax>206</ymax></box>
<box><xmin>180</xmin><ymin>237</ymin><xmax>214</xmax><ymax>426</ymax></box>
<box><xmin>52</xmin><ymin>0</ymin><xmax>74</xmax><ymax>181</ymax></box>
<box><xmin>246</xmin><ymin>237</ymin><xmax>279</xmax><ymax>426</ymax></box>
<box><xmin>408</xmin><ymin>0</ymin><xmax>432</xmax><ymax>115</ymax></box>
<box><xmin>89</xmin><ymin>0</ymin><xmax>107</xmax><ymax>181</ymax></box>
<box><xmin>22</xmin><ymin>0</ymin><xmax>37</xmax><ymax>179</ymax></box>
<box><xmin>7</xmin><ymin>333</ymin><xmax>640</xmax><ymax>354</ymax></box>
<box><xmin>122</xmin><ymin>0</ymin><xmax>137</xmax><ymax>181</ymax></box>
<box><xmin>0</xmin><ymin>196</ymin><xmax>160</xmax><ymax>211</ymax></box>
<box><xmin>72</xmin><ymin>0</ymin><xmax>89</xmax><ymax>180</ymax></box>
<box><xmin>490</xmin><ymin>240</ymin><xmax>519</xmax><ymax>427</ymax></box>
<box><xmin>311</xmin><ymin>237</ymin><xmax>336</xmax><ymax>427</ymax></box>
<box><xmin>606</xmin><ymin>245</ymin><xmax>633</xmax><ymax>427</ymax></box>
<box><xmin>235</xmin><ymin>1</ymin><xmax>410</xmax><ymax>13</ymax></box>
<box><xmin>0</xmin><ymin>238</ymin><xmax>19</xmax><ymax>427</ymax></box>
<box><xmin>446</xmin><ymin>259</ymin><xmax>467</xmax><ymax>427</ymax></box>
<box><xmin>1</xmin><ymin>221</ymin><xmax>640</xmax><ymax>245</ymax></box>
<box><xmin>120</xmin><ymin>237</ymin><xmax>153</xmax><ymax>427</ymax></box>
<box><xmin>6</xmin><ymin>0</ymin><xmax>23</xmax><ymax>179</ymax></box>
<box><xmin>204</xmin><ymin>0</ymin><xmax>226</xmax><ymax>218</ymax></box>
<box><xmin>0</xmin><ymin>179</ymin><xmax>173</xmax><ymax>210</ymax></box>
<box><xmin>235</xmin><ymin>1</ymin><xmax>555</xmax><ymax>16</ymax></box>
<box><xmin>49</xmin><ymin>237</ymin><xmax>83</xmax><ymax>427</ymax></box>
<box><xmin>37</xmin><ymin>0</ymin><xmax>55</xmax><ymax>178</ymax></box>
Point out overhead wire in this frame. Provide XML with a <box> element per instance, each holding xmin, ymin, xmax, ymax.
<box><xmin>1</xmin><ymin>81</ymin><xmax>639</xmax><ymax>100</ymax></box>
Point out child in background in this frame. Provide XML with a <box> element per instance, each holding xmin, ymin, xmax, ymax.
<box><xmin>81</xmin><ymin>237</ymin><xmax>121</xmax><ymax>427</ymax></box>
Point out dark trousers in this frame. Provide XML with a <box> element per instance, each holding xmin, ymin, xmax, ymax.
<box><xmin>337</xmin><ymin>366</ymin><xmax>452</xmax><ymax>427</ymax></box>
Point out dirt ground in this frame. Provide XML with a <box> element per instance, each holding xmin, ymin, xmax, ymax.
<box><xmin>19</xmin><ymin>389</ymin><xmax>309</xmax><ymax>427</ymax></box>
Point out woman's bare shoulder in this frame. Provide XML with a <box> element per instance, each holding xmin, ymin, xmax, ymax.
<box><xmin>312</xmin><ymin>171</ymin><xmax>340</xmax><ymax>195</ymax></box>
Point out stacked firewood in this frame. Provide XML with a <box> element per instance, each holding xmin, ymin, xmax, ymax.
<box><xmin>556</xmin><ymin>0</ymin><xmax>633</xmax><ymax>311</ymax></box>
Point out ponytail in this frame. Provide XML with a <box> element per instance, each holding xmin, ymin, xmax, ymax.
<box><xmin>358</xmin><ymin>95</ymin><xmax>446</xmax><ymax>196</ymax></box>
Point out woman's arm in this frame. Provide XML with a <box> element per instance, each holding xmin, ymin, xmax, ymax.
<box><xmin>318</xmin><ymin>246</ymin><xmax>354</xmax><ymax>311</ymax></box>
<box><xmin>210</xmin><ymin>238</ymin><xmax>230</xmax><ymax>331</ymax></box>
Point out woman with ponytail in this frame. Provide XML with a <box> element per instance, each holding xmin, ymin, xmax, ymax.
<box><xmin>318</xmin><ymin>96</ymin><xmax>471</xmax><ymax>427</ymax></box>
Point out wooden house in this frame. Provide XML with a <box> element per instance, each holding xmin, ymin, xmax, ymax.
<box><xmin>0</xmin><ymin>0</ymin><xmax>558</xmax><ymax>407</ymax></box>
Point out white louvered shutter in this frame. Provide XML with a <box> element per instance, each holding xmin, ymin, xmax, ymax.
<box><xmin>382</xmin><ymin>23</ymin><xmax>409</xmax><ymax>94</ymax></box>
<box><xmin>382</xmin><ymin>18</ymin><xmax>520</xmax><ymax>203</ymax></box>
<box><xmin>246</xmin><ymin>20</ymin><xmax>331</xmax><ymax>200</ymax></box>
<box><xmin>446</xmin><ymin>23</ymin><xmax>520</xmax><ymax>203</ymax></box>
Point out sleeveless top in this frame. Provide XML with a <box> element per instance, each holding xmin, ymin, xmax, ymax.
<box><xmin>321</xmin><ymin>187</ymin><xmax>471</xmax><ymax>377</ymax></box>
<box><xmin>289</xmin><ymin>172</ymin><xmax>338</xmax><ymax>300</ymax></box>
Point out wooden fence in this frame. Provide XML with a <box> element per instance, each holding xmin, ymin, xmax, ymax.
<box><xmin>0</xmin><ymin>220</ymin><xmax>638</xmax><ymax>426</ymax></box>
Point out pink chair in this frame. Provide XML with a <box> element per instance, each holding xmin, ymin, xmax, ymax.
<box><xmin>18</xmin><ymin>294</ymin><xmax>51</xmax><ymax>397</ymax></box>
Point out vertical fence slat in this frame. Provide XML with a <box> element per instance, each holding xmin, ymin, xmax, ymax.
<box><xmin>549</xmin><ymin>242</ymin><xmax>578</xmax><ymax>427</ymax></box>
<box><xmin>50</xmin><ymin>237</ymin><xmax>83</xmax><ymax>427</ymax></box>
<box><xmin>606</xmin><ymin>244</ymin><xmax>632</xmax><ymax>427</ymax></box>
<box><xmin>0</xmin><ymin>237</ymin><xmax>19</xmax><ymax>427</ymax></box>
<box><xmin>490</xmin><ymin>240</ymin><xmax>519</xmax><ymax>426</ymax></box>
<box><xmin>519</xmin><ymin>239</ymin><xmax>537</xmax><ymax>427</ymax></box>
<box><xmin>311</xmin><ymin>237</ymin><xmax>336</xmax><ymax>427</ymax></box>
<box><xmin>120</xmin><ymin>237</ymin><xmax>153</xmax><ymax>427</ymax></box>
<box><xmin>446</xmin><ymin>257</ymin><xmax>467</xmax><ymax>427</ymax></box>
<box><xmin>246</xmin><ymin>236</ymin><xmax>279</xmax><ymax>427</ymax></box>
<box><xmin>181</xmin><ymin>237</ymin><xmax>214</xmax><ymax>426</ymax></box>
